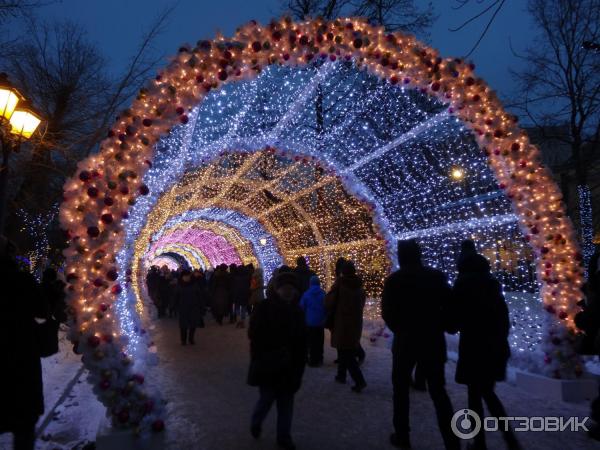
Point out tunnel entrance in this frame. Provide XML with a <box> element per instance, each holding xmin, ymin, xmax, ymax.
<box><xmin>60</xmin><ymin>18</ymin><xmax>583</xmax><ymax>430</ymax></box>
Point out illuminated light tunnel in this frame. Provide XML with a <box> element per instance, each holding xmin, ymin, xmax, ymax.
<box><xmin>60</xmin><ymin>18</ymin><xmax>585</xmax><ymax>430</ymax></box>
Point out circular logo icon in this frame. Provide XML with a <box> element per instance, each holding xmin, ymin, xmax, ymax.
<box><xmin>451</xmin><ymin>409</ymin><xmax>481</xmax><ymax>440</ymax></box>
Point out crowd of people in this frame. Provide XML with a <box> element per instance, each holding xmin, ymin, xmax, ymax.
<box><xmin>145</xmin><ymin>263</ymin><xmax>266</xmax><ymax>343</ymax></box>
<box><xmin>7</xmin><ymin>230</ymin><xmax>600</xmax><ymax>450</ymax></box>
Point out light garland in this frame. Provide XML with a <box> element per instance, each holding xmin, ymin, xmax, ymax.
<box><xmin>59</xmin><ymin>17</ymin><xmax>586</xmax><ymax>433</ymax></box>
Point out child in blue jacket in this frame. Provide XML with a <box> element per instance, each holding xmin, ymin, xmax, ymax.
<box><xmin>299</xmin><ymin>276</ymin><xmax>326</xmax><ymax>366</ymax></box>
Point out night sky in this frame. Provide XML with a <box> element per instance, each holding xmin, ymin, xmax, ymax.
<box><xmin>12</xmin><ymin>0</ymin><xmax>536</xmax><ymax>104</ymax></box>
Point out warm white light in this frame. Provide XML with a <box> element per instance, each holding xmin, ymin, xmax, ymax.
<box><xmin>0</xmin><ymin>86</ymin><xmax>19</xmax><ymax>120</ymax></box>
<box><xmin>9</xmin><ymin>109</ymin><xmax>41</xmax><ymax>139</ymax></box>
<box><xmin>451</xmin><ymin>167</ymin><xmax>465</xmax><ymax>180</ymax></box>
<box><xmin>259</xmin><ymin>238</ymin><xmax>267</xmax><ymax>246</ymax></box>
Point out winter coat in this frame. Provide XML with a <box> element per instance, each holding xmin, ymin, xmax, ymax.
<box><xmin>247</xmin><ymin>295</ymin><xmax>307</xmax><ymax>393</ymax></box>
<box><xmin>249</xmin><ymin>271</ymin><xmax>265</xmax><ymax>306</ymax></box>
<box><xmin>210</xmin><ymin>271</ymin><xmax>231</xmax><ymax>317</ymax></box>
<box><xmin>293</xmin><ymin>265</ymin><xmax>316</xmax><ymax>295</ymax></box>
<box><xmin>325</xmin><ymin>275</ymin><xmax>366</xmax><ymax>350</ymax></box>
<box><xmin>381</xmin><ymin>264</ymin><xmax>452</xmax><ymax>364</ymax></box>
<box><xmin>0</xmin><ymin>257</ymin><xmax>45</xmax><ymax>432</ymax></box>
<box><xmin>146</xmin><ymin>270</ymin><xmax>161</xmax><ymax>303</ymax></box>
<box><xmin>231</xmin><ymin>270</ymin><xmax>251</xmax><ymax>307</ymax></box>
<box><xmin>157</xmin><ymin>275</ymin><xmax>174</xmax><ymax>308</ymax></box>
<box><xmin>175</xmin><ymin>280</ymin><xmax>205</xmax><ymax>329</ymax></box>
<box><xmin>299</xmin><ymin>277</ymin><xmax>326</xmax><ymax>327</ymax></box>
<box><xmin>452</xmin><ymin>270</ymin><xmax>510</xmax><ymax>385</ymax></box>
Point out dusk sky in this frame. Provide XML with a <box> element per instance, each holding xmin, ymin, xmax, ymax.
<box><xmin>13</xmin><ymin>0</ymin><xmax>537</xmax><ymax>103</ymax></box>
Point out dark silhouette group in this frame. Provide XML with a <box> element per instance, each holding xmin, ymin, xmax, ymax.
<box><xmin>1</xmin><ymin>232</ymin><xmax>534</xmax><ymax>450</ymax></box>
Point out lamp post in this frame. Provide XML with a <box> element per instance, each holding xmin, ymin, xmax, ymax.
<box><xmin>0</xmin><ymin>73</ymin><xmax>42</xmax><ymax>234</ymax></box>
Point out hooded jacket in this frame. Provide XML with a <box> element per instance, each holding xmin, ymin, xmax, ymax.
<box><xmin>299</xmin><ymin>276</ymin><xmax>326</xmax><ymax>327</ymax></box>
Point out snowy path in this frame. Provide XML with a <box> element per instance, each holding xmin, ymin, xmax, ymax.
<box><xmin>148</xmin><ymin>318</ymin><xmax>596</xmax><ymax>450</ymax></box>
<box><xmin>2</xmin><ymin>318</ymin><xmax>597</xmax><ymax>450</ymax></box>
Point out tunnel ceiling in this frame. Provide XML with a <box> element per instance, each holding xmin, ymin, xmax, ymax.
<box><xmin>125</xmin><ymin>58</ymin><xmax>534</xmax><ymax>301</ymax></box>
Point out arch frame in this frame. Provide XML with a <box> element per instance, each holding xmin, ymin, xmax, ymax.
<box><xmin>59</xmin><ymin>17</ymin><xmax>584</xmax><ymax>431</ymax></box>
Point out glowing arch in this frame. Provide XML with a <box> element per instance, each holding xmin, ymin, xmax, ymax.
<box><xmin>60</xmin><ymin>18</ymin><xmax>584</xmax><ymax>431</ymax></box>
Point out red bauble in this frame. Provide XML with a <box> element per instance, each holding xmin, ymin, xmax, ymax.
<box><xmin>175</xmin><ymin>107</ymin><xmax>184</xmax><ymax>115</ymax></box>
<box><xmin>558</xmin><ymin>310</ymin><xmax>568</xmax><ymax>320</ymax></box>
<box><xmin>142</xmin><ymin>118</ymin><xmax>152</xmax><ymax>127</ymax></box>
<box><xmin>93</xmin><ymin>278</ymin><xmax>104</xmax><ymax>287</ymax></box>
<box><xmin>104</xmin><ymin>197</ymin><xmax>114</xmax><ymax>206</ymax></box>
<box><xmin>139</xmin><ymin>185</ymin><xmax>150</xmax><ymax>196</ymax></box>
<box><xmin>79</xmin><ymin>171</ymin><xmax>91</xmax><ymax>182</ymax></box>
<box><xmin>101</xmin><ymin>214</ymin><xmax>113</xmax><ymax>224</ymax></box>
<box><xmin>252</xmin><ymin>41</ymin><xmax>262</xmax><ymax>52</ymax></box>
<box><xmin>87</xmin><ymin>226</ymin><xmax>100</xmax><ymax>238</ymax></box>
<box><xmin>111</xmin><ymin>284</ymin><xmax>122</xmax><ymax>295</ymax></box>
<box><xmin>87</xmin><ymin>187</ymin><xmax>99</xmax><ymax>198</ymax></box>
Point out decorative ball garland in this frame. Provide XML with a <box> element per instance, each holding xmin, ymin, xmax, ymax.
<box><xmin>59</xmin><ymin>17</ymin><xmax>585</xmax><ymax>433</ymax></box>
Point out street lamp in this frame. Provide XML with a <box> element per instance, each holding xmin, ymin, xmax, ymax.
<box><xmin>0</xmin><ymin>73</ymin><xmax>43</xmax><ymax>234</ymax></box>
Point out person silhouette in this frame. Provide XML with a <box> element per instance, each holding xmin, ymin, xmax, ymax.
<box><xmin>382</xmin><ymin>239</ymin><xmax>459</xmax><ymax>450</ymax></box>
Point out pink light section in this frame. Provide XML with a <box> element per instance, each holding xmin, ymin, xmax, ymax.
<box><xmin>148</xmin><ymin>228</ymin><xmax>243</xmax><ymax>268</ymax></box>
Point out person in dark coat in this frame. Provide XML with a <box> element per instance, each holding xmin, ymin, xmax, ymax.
<box><xmin>248</xmin><ymin>271</ymin><xmax>307</xmax><ymax>450</ymax></box>
<box><xmin>174</xmin><ymin>270</ymin><xmax>205</xmax><ymax>345</ymax></box>
<box><xmin>293</xmin><ymin>256</ymin><xmax>316</xmax><ymax>296</ymax></box>
<box><xmin>146</xmin><ymin>266</ymin><xmax>161</xmax><ymax>311</ymax></box>
<box><xmin>210</xmin><ymin>264</ymin><xmax>231</xmax><ymax>325</ymax></box>
<box><xmin>325</xmin><ymin>261</ymin><xmax>367</xmax><ymax>392</ymax></box>
<box><xmin>381</xmin><ymin>239</ymin><xmax>459</xmax><ymax>450</ymax></box>
<box><xmin>331</xmin><ymin>257</ymin><xmax>366</xmax><ymax>365</ymax></box>
<box><xmin>192</xmin><ymin>269</ymin><xmax>207</xmax><ymax>327</ymax></box>
<box><xmin>0</xmin><ymin>237</ymin><xmax>45</xmax><ymax>450</ymax></box>
<box><xmin>249</xmin><ymin>267</ymin><xmax>265</xmax><ymax>314</ymax></box>
<box><xmin>231</xmin><ymin>265</ymin><xmax>251</xmax><ymax>328</ymax></box>
<box><xmin>156</xmin><ymin>268</ymin><xmax>172</xmax><ymax>318</ymax></box>
<box><xmin>457</xmin><ymin>239</ymin><xmax>478</xmax><ymax>275</ymax></box>
<box><xmin>299</xmin><ymin>275</ymin><xmax>326</xmax><ymax>367</ymax></box>
<box><xmin>451</xmin><ymin>254</ymin><xmax>519</xmax><ymax>450</ymax></box>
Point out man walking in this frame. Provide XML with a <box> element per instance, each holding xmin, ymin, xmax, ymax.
<box><xmin>382</xmin><ymin>240</ymin><xmax>459</xmax><ymax>450</ymax></box>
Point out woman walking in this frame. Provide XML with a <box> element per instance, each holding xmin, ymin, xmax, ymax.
<box><xmin>452</xmin><ymin>254</ymin><xmax>520</xmax><ymax>450</ymax></box>
<box><xmin>326</xmin><ymin>261</ymin><xmax>367</xmax><ymax>392</ymax></box>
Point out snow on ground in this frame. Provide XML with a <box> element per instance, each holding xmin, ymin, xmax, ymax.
<box><xmin>2</xmin><ymin>317</ymin><xmax>598</xmax><ymax>450</ymax></box>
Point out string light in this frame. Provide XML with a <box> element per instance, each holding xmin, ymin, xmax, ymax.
<box><xmin>58</xmin><ymin>18</ymin><xmax>586</xmax><ymax>431</ymax></box>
